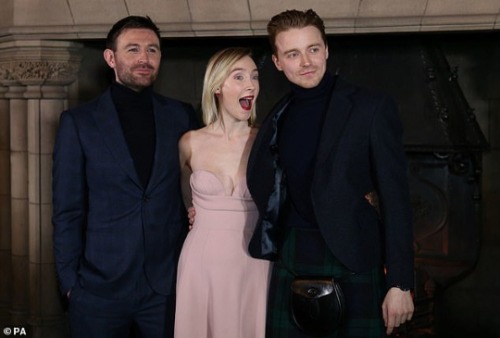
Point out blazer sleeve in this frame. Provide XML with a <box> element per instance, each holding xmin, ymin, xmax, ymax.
<box><xmin>52</xmin><ymin>110</ymin><xmax>87</xmax><ymax>295</ymax></box>
<box><xmin>370</xmin><ymin>95</ymin><xmax>414</xmax><ymax>290</ymax></box>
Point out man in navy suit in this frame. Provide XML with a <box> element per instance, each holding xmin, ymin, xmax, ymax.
<box><xmin>52</xmin><ymin>16</ymin><xmax>198</xmax><ymax>338</ymax></box>
<box><xmin>247</xmin><ymin>9</ymin><xmax>415</xmax><ymax>337</ymax></box>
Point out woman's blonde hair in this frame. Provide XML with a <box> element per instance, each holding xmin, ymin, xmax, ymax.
<box><xmin>201</xmin><ymin>47</ymin><xmax>257</xmax><ymax>127</ymax></box>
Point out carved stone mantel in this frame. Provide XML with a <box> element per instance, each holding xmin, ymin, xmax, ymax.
<box><xmin>0</xmin><ymin>0</ymin><xmax>499</xmax><ymax>41</ymax></box>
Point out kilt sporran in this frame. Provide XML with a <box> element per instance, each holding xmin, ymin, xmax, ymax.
<box><xmin>290</xmin><ymin>275</ymin><xmax>345</xmax><ymax>336</ymax></box>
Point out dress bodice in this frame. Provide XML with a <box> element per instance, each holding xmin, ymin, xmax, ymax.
<box><xmin>190</xmin><ymin>170</ymin><xmax>256</xmax><ymax>212</ymax></box>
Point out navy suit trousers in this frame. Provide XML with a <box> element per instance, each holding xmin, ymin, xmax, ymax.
<box><xmin>68</xmin><ymin>273</ymin><xmax>174</xmax><ymax>338</ymax></box>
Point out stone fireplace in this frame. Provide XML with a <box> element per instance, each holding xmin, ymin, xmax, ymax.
<box><xmin>1</xmin><ymin>1</ymin><xmax>499</xmax><ymax>337</ymax></box>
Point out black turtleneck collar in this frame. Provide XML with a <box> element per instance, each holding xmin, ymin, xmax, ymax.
<box><xmin>290</xmin><ymin>71</ymin><xmax>335</xmax><ymax>101</ymax></box>
<box><xmin>110</xmin><ymin>81</ymin><xmax>154</xmax><ymax>111</ymax></box>
<box><xmin>279</xmin><ymin>71</ymin><xmax>336</xmax><ymax>228</ymax></box>
<box><xmin>110</xmin><ymin>81</ymin><xmax>156</xmax><ymax>189</ymax></box>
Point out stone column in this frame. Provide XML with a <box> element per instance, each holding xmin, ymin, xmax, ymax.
<box><xmin>7</xmin><ymin>84</ymin><xmax>29</xmax><ymax>327</ymax></box>
<box><xmin>0</xmin><ymin>39</ymin><xmax>81</xmax><ymax>338</ymax></box>
<box><xmin>0</xmin><ymin>84</ymin><xmax>11</xmax><ymax>326</ymax></box>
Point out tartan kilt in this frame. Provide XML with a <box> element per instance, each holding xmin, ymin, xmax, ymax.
<box><xmin>266</xmin><ymin>226</ymin><xmax>387</xmax><ymax>338</ymax></box>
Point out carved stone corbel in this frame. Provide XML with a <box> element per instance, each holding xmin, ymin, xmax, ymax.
<box><xmin>0</xmin><ymin>39</ymin><xmax>82</xmax><ymax>88</ymax></box>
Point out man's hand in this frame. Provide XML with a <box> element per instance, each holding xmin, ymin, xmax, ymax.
<box><xmin>187</xmin><ymin>206</ymin><xmax>195</xmax><ymax>230</ymax></box>
<box><xmin>382</xmin><ymin>287</ymin><xmax>414</xmax><ymax>335</ymax></box>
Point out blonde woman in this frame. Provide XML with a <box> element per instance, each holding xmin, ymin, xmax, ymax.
<box><xmin>174</xmin><ymin>47</ymin><xmax>270</xmax><ymax>338</ymax></box>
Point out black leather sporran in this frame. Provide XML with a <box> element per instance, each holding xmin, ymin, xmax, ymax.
<box><xmin>290</xmin><ymin>276</ymin><xmax>345</xmax><ymax>336</ymax></box>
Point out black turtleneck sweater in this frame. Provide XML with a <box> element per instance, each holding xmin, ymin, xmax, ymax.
<box><xmin>279</xmin><ymin>72</ymin><xmax>335</xmax><ymax>228</ymax></box>
<box><xmin>111</xmin><ymin>82</ymin><xmax>156</xmax><ymax>188</ymax></box>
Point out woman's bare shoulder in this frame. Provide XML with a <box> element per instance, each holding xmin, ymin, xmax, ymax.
<box><xmin>180</xmin><ymin>126</ymin><xmax>210</xmax><ymax>141</ymax></box>
<box><xmin>182</xmin><ymin>127</ymin><xmax>220</xmax><ymax>152</ymax></box>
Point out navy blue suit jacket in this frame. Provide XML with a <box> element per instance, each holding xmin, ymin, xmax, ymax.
<box><xmin>52</xmin><ymin>89</ymin><xmax>198</xmax><ymax>298</ymax></box>
<box><xmin>248</xmin><ymin>78</ymin><xmax>414</xmax><ymax>289</ymax></box>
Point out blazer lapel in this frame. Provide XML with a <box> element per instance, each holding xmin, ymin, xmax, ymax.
<box><xmin>247</xmin><ymin>94</ymin><xmax>292</xmax><ymax>181</ymax></box>
<box><xmin>92</xmin><ymin>91</ymin><xmax>142</xmax><ymax>188</ymax></box>
<box><xmin>146</xmin><ymin>97</ymin><xmax>175</xmax><ymax>193</ymax></box>
<box><xmin>315</xmin><ymin>81</ymin><xmax>355</xmax><ymax>166</ymax></box>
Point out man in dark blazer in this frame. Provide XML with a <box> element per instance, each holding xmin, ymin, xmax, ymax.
<box><xmin>248</xmin><ymin>9</ymin><xmax>415</xmax><ymax>337</ymax></box>
<box><xmin>52</xmin><ymin>16</ymin><xmax>198</xmax><ymax>338</ymax></box>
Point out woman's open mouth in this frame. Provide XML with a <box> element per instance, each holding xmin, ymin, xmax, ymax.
<box><xmin>239</xmin><ymin>96</ymin><xmax>254</xmax><ymax>111</ymax></box>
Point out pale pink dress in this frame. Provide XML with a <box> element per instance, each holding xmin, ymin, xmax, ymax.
<box><xmin>174</xmin><ymin>170</ymin><xmax>270</xmax><ymax>338</ymax></box>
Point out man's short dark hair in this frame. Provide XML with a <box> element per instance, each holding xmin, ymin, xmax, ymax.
<box><xmin>106</xmin><ymin>16</ymin><xmax>161</xmax><ymax>50</ymax></box>
<box><xmin>267</xmin><ymin>9</ymin><xmax>327</xmax><ymax>55</ymax></box>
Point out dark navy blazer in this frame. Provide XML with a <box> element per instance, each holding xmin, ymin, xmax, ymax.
<box><xmin>247</xmin><ymin>78</ymin><xmax>414</xmax><ymax>290</ymax></box>
<box><xmin>52</xmin><ymin>89</ymin><xmax>198</xmax><ymax>298</ymax></box>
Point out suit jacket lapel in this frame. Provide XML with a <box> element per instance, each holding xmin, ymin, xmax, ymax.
<box><xmin>247</xmin><ymin>94</ymin><xmax>292</xmax><ymax>182</ymax></box>
<box><xmin>146</xmin><ymin>97</ymin><xmax>174</xmax><ymax>193</ymax></box>
<box><xmin>315</xmin><ymin>80</ymin><xmax>355</xmax><ymax>166</ymax></box>
<box><xmin>92</xmin><ymin>90</ymin><xmax>142</xmax><ymax>188</ymax></box>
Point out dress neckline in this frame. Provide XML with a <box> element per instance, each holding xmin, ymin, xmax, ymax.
<box><xmin>191</xmin><ymin>169</ymin><xmax>247</xmax><ymax>198</ymax></box>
